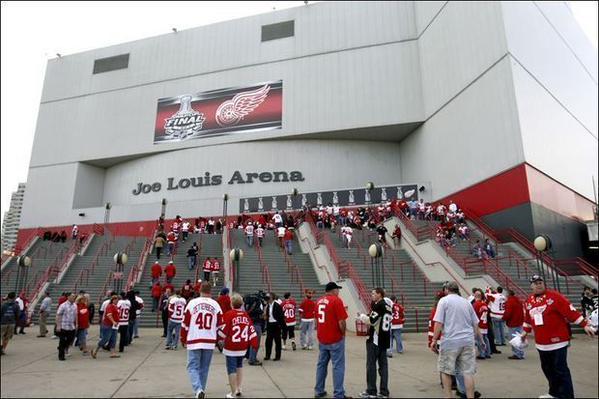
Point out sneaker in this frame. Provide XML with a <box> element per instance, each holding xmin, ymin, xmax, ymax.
<box><xmin>538</xmin><ymin>395</ymin><xmax>555</xmax><ymax>398</ymax></box>
<box><xmin>235</xmin><ymin>389</ymin><xmax>243</xmax><ymax>397</ymax></box>
<box><xmin>263</xmin><ymin>357</ymin><xmax>270</xmax><ymax>361</ymax></box>
<box><xmin>195</xmin><ymin>390</ymin><xmax>205</xmax><ymax>399</ymax></box>
<box><xmin>273</xmin><ymin>357</ymin><xmax>280</xmax><ymax>361</ymax></box>
<box><xmin>51</xmin><ymin>335</ymin><xmax>59</xmax><ymax>339</ymax></box>
<box><xmin>226</xmin><ymin>393</ymin><xmax>235</xmax><ymax>399</ymax></box>
<box><xmin>282</xmin><ymin>345</ymin><xmax>287</xmax><ymax>351</ymax></box>
<box><xmin>308</xmin><ymin>345</ymin><xmax>313</xmax><ymax>350</ymax></box>
<box><xmin>165</xmin><ymin>346</ymin><xmax>171</xmax><ymax>350</ymax></box>
<box><xmin>491</xmin><ymin>350</ymin><xmax>502</xmax><ymax>354</ymax></box>
<box><xmin>386</xmin><ymin>352</ymin><xmax>393</xmax><ymax>358</ymax></box>
<box><xmin>292</xmin><ymin>342</ymin><xmax>297</xmax><ymax>351</ymax></box>
<box><xmin>508</xmin><ymin>355</ymin><xmax>523</xmax><ymax>360</ymax></box>
<box><xmin>314</xmin><ymin>392</ymin><xmax>327</xmax><ymax>398</ymax></box>
<box><xmin>377</xmin><ymin>394</ymin><xmax>389</xmax><ymax>399</ymax></box>
<box><xmin>302</xmin><ymin>346</ymin><xmax>307</xmax><ymax>350</ymax></box>
<box><xmin>37</xmin><ymin>335</ymin><xmax>46</xmax><ymax>338</ymax></box>
<box><xmin>360</xmin><ymin>392</ymin><xmax>377</xmax><ymax>398</ymax></box>
<box><xmin>91</xmin><ymin>349</ymin><xmax>97</xmax><ymax>359</ymax></box>
<box><xmin>248</xmin><ymin>360</ymin><xmax>262</xmax><ymax>366</ymax></box>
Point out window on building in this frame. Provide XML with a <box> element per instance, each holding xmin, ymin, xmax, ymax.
<box><xmin>93</xmin><ymin>54</ymin><xmax>129</xmax><ymax>74</ymax></box>
<box><xmin>261</xmin><ymin>20</ymin><xmax>294</xmax><ymax>42</ymax></box>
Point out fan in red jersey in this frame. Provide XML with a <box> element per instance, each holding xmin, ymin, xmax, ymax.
<box><xmin>281</xmin><ymin>292</ymin><xmax>297</xmax><ymax>351</ymax></box>
<box><xmin>218</xmin><ymin>293</ymin><xmax>258</xmax><ymax>398</ymax></box>
<box><xmin>521</xmin><ymin>275</ymin><xmax>595</xmax><ymax>399</ymax></box>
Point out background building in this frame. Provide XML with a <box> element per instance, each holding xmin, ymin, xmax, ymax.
<box><xmin>2</xmin><ymin>183</ymin><xmax>26</xmax><ymax>252</ymax></box>
<box><xmin>17</xmin><ymin>2</ymin><xmax>598</xmax><ymax>259</ymax></box>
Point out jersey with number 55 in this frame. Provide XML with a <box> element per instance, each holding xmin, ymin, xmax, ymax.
<box><xmin>218</xmin><ymin>309</ymin><xmax>258</xmax><ymax>356</ymax></box>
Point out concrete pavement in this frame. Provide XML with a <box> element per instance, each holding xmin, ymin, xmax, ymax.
<box><xmin>1</xmin><ymin>326</ymin><xmax>597</xmax><ymax>398</ymax></box>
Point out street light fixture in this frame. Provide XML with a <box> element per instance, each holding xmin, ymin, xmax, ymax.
<box><xmin>14</xmin><ymin>255</ymin><xmax>32</xmax><ymax>293</ymax></box>
<box><xmin>113</xmin><ymin>252</ymin><xmax>128</xmax><ymax>293</ymax></box>
<box><xmin>229</xmin><ymin>248</ymin><xmax>244</xmax><ymax>292</ymax></box>
<box><xmin>368</xmin><ymin>242</ymin><xmax>384</xmax><ymax>289</ymax></box>
<box><xmin>366</xmin><ymin>182</ymin><xmax>375</xmax><ymax>205</ymax></box>
<box><xmin>533</xmin><ymin>235</ymin><xmax>556</xmax><ymax>290</ymax></box>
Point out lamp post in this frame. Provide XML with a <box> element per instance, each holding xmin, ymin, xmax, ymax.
<box><xmin>112</xmin><ymin>252</ymin><xmax>128</xmax><ymax>293</ymax></box>
<box><xmin>229</xmin><ymin>248</ymin><xmax>244</xmax><ymax>292</ymax></box>
<box><xmin>366</xmin><ymin>182</ymin><xmax>375</xmax><ymax>205</ymax></box>
<box><xmin>223</xmin><ymin>194</ymin><xmax>229</xmax><ymax>227</ymax></box>
<box><xmin>368</xmin><ymin>242</ymin><xmax>384</xmax><ymax>289</ymax></box>
<box><xmin>104</xmin><ymin>202</ymin><xmax>112</xmax><ymax>237</ymax></box>
<box><xmin>14</xmin><ymin>255</ymin><xmax>32</xmax><ymax>293</ymax></box>
<box><xmin>534</xmin><ymin>235</ymin><xmax>556</xmax><ymax>290</ymax></box>
<box><xmin>292</xmin><ymin>188</ymin><xmax>299</xmax><ymax>210</ymax></box>
<box><xmin>161</xmin><ymin>198</ymin><xmax>168</xmax><ymax>219</ymax></box>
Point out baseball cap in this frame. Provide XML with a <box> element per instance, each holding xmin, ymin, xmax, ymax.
<box><xmin>325</xmin><ymin>282</ymin><xmax>343</xmax><ymax>292</ymax></box>
<box><xmin>529</xmin><ymin>275</ymin><xmax>544</xmax><ymax>284</ymax></box>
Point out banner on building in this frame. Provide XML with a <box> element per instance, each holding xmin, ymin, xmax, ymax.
<box><xmin>238</xmin><ymin>184</ymin><xmax>419</xmax><ymax>213</ymax></box>
<box><xmin>154</xmin><ymin>80</ymin><xmax>282</xmax><ymax>143</ymax></box>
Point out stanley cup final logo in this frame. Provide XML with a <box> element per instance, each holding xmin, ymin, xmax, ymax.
<box><xmin>163</xmin><ymin>95</ymin><xmax>206</xmax><ymax>140</ymax></box>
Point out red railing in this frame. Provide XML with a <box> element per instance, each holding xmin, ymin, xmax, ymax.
<box><xmin>284</xmin><ymin>250</ymin><xmax>306</xmax><ymax>294</ymax></box>
<box><xmin>13</xmin><ymin>228</ymin><xmax>43</xmax><ymax>256</ymax></box>
<box><xmin>73</xmin><ymin>269</ymin><xmax>90</xmax><ymax>293</ymax></box>
<box><xmin>92</xmin><ymin>223</ymin><xmax>105</xmax><ymax>236</ymax></box>
<box><xmin>256</xmin><ymin>243</ymin><xmax>272</xmax><ymax>292</ymax></box>
<box><xmin>126</xmin><ymin>237</ymin><xmax>153</xmax><ymax>291</ymax></box>
<box><xmin>97</xmin><ymin>271</ymin><xmax>115</xmax><ymax>305</ymax></box>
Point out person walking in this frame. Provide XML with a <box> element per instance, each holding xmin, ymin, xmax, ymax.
<box><xmin>38</xmin><ymin>292</ymin><xmax>52</xmax><ymax>337</ymax></box>
<box><xmin>314</xmin><ymin>282</ymin><xmax>348</xmax><ymax>399</ymax></box>
<box><xmin>472</xmin><ymin>290</ymin><xmax>491</xmax><ymax>359</ymax></box>
<box><xmin>165</xmin><ymin>261</ymin><xmax>177</xmax><ymax>284</ymax></box>
<box><xmin>283</xmin><ymin>228</ymin><xmax>294</xmax><ymax>255</ymax></box>
<box><xmin>56</xmin><ymin>292</ymin><xmax>78</xmax><ymax>361</ymax></box>
<box><xmin>151</xmin><ymin>261</ymin><xmax>163</xmax><ymax>285</ymax></box>
<box><xmin>1</xmin><ymin>292</ymin><xmax>20</xmax><ymax>356</ymax></box>
<box><xmin>218</xmin><ymin>293</ymin><xmax>259</xmax><ymax>398</ymax></box>
<box><xmin>116</xmin><ymin>292</ymin><xmax>131</xmax><ymax>353</ymax></box>
<box><xmin>244</xmin><ymin>291</ymin><xmax>265</xmax><ymax>366</ymax></box>
<box><xmin>187</xmin><ymin>244</ymin><xmax>198</xmax><ymax>271</ymax></box>
<box><xmin>75</xmin><ymin>295</ymin><xmax>90</xmax><ymax>354</ymax></box>
<box><xmin>486</xmin><ymin>286</ymin><xmax>507</xmax><ymax>345</ymax></box>
<box><xmin>502</xmin><ymin>289</ymin><xmax>525</xmax><ymax>360</ymax></box>
<box><xmin>359</xmin><ymin>288</ymin><xmax>392</xmax><ymax>399</ymax></box>
<box><xmin>160</xmin><ymin>288</ymin><xmax>172</xmax><ymax>338</ymax></box>
<box><xmin>165</xmin><ymin>290</ymin><xmax>186</xmax><ymax>350</ymax></box>
<box><xmin>245</xmin><ymin>221</ymin><xmax>254</xmax><ymax>247</ymax></box>
<box><xmin>521</xmin><ymin>275</ymin><xmax>596</xmax><ymax>399</ymax></box>
<box><xmin>202</xmin><ymin>258</ymin><xmax>212</xmax><ymax>283</ymax></box>
<box><xmin>181</xmin><ymin>281</ymin><xmax>223</xmax><ymax>399</ymax></box>
<box><xmin>91</xmin><ymin>294</ymin><xmax>120</xmax><ymax>359</ymax></box>
<box><xmin>281</xmin><ymin>292</ymin><xmax>297</xmax><ymax>351</ymax></box>
<box><xmin>430</xmin><ymin>281</ymin><xmax>484</xmax><ymax>399</ymax></box>
<box><xmin>298</xmin><ymin>290</ymin><xmax>316</xmax><ymax>350</ymax></box>
<box><xmin>151</xmin><ymin>282</ymin><xmax>162</xmax><ymax>312</ymax></box>
<box><xmin>264</xmin><ymin>293</ymin><xmax>285</xmax><ymax>361</ymax></box>
<box><xmin>154</xmin><ymin>234</ymin><xmax>166</xmax><ymax>260</ymax></box>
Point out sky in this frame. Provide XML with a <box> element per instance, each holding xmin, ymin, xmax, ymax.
<box><xmin>1</xmin><ymin>1</ymin><xmax>598</xmax><ymax>220</ymax></box>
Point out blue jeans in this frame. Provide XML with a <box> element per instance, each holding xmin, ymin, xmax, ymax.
<box><xmin>508</xmin><ymin>326</ymin><xmax>524</xmax><ymax>358</ymax></box>
<box><xmin>249</xmin><ymin>322</ymin><xmax>262</xmax><ymax>362</ymax></box>
<box><xmin>315</xmin><ymin>338</ymin><xmax>345</xmax><ymax>398</ymax></box>
<box><xmin>476</xmin><ymin>333</ymin><xmax>491</xmax><ymax>358</ymax></box>
<box><xmin>387</xmin><ymin>328</ymin><xmax>403</xmax><ymax>354</ymax></box>
<box><xmin>132</xmin><ymin>318</ymin><xmax>140</xmax><ymax>337</ymax></box>
<box><xmin>285</xmin><ymin>240</ymin><xmax>293</xmax><ymax>255</ymax></box>
<box><xmin>188</xmin><ymin>256</ymin><xmax>196</xmax><ymax>270</ymax></box>
<box><xmin>98</xmin><ymin>325</ymin><xmax>117</xmax><ymax>350</ymax></box>
<box><xmin>300</xmin><ymin>320</ymin><xmax>314</xmax><ymax>348</ymax></box>
<box><xmin>492</xmin><ymin>318</ymin><xmax>506</xmax><ymax>345</ymax></box>
<box><xmin>226</xmin><ymin>355</ymin><xmax>244</xmax><ymax>375</ymax></box>
<box><xmin>166</xmin><ymin>320</ymin><xmax>181</xmax><ymax>348</ymax></box>
<box><xmin>246</xmin><ymin>235</ymin><xmax>254</xmax><ymax>247</ymax></box>
<box><xmin>187</xmin><ymin>348</ymin><xmax>214</xmax><ymax>394</ymax></box>
<box><xmin>167</xmin><ymin>243</ymin><xmax>174</xmax><ymax>256</ymax></box>
<box><xmin>456</xmin><ymin>373</ymin><xmax>465</xmax><ymax>395</ymax></box>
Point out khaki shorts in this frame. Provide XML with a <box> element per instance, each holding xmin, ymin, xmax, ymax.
<box><xmin>437</xmin><ymin>345</ymin><xmax>476</xmax><ymax>375</ymax></box>
<box><xmin>1</xmin><ymin>324</ymin><xmax>14</xmax><ymax>341</ymax></box>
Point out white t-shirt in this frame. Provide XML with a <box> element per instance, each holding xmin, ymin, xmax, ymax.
<box><xmin>449</xmin><ymin>203</ymin><xmax>458</xmax><ymax>213</ymax></box>
<box><xmin>100</xmin><ymin>299</ymin><xmax>110</xmax><ymax>313</ymax></box>
<box><xmin>256</xmin><ymin>227</ymin><xmax>264</xmax><ymax>238</ymax></box>
<box><xmin>277</xmin><ymin>227</ymin><xmax>286</xmax><ymax>237</ymax></box>
<box><xmin>135</xmin><ymin>296</ymin><xmax>144</xmax><ymax>316</ymax></box>
<box><xmin>487</xmin><ymin>292</ymin><xmax>506</xmax><ymax>318</ymax></box>
<box><xmin>245</xmin><ymin>225</ymin><xmax>254</xmax><ymax>236</ymax></box>
<box><xmin>182</xmin><ymin>222</ymin><xmax>190</xmax><ymax>232</ymax></box>
<box><xmin>273</xmin><ymin>214</ymin><xmax>283</xmax><ymax>224</ymax></box>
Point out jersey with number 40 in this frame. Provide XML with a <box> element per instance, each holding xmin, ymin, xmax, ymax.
<box><xmin>181</xmin><ymin>297</ymin><xmax>223</xmax><ymax>350</ymax></box>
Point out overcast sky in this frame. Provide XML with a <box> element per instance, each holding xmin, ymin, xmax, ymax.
<box><xmin>1</xmin><ymin>1</ymin><xmax>598</xmax><ymax>220</ymax></box>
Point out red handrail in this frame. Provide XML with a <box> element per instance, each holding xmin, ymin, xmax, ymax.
<box><xmin>284</xmin><ymin>250</ymin><xmax>306</xmax><ymax>294</ymax></box>
<box><xmin>73</xmin><ymin>269</ymin><xmax>90</xmax><ymax>293</ymax></box>
<box><xmin>256</xmin><ymin>243</ymin><xmax>272</xmax><ymax>292</ymax></box>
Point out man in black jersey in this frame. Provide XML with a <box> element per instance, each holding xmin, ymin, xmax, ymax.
<box><xmin>359</xmin><ymin>287</ymin><xmax>392</xmax><ymax>398</ymax></box>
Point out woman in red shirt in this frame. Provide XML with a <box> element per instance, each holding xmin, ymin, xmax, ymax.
<box><xmin>76</xmin><ymin>295</ymin><xmax>91</xmax><ymax>354</ymax></box>
<box><xmin>92</xmin><ymin>295</ymin><xmax>120</xmax><ymax>359</ymax></box>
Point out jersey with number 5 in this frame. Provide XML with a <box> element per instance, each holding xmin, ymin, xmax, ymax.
<box><xmin>181</xmin><ymin>297</ymin><xmax>223</xmax><ymax>350</ymax></box>
<box><xmin>168</xmin><ymin>296</ymin><xmax>187</xmax><ymax>323</ymax></box>
<box><xmin>316</xmin><ymin>294</ymin><xmax>349</xmax><ymax>345</ymax></box>
<box><xmin>218</xmin><ymin>309</ymin><xmax>258</xmax><ymax>356</ymax></box>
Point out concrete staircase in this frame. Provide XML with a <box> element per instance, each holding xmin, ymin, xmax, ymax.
<box><xmin>1</xmin><ymin>239</ymin><xmax>73</xmax><ymax>299</ymax></box>
<box><xmin>323</xmin><ymin>227</ymin><xmax>441</xmax><ymax>332</ymax></box>
<box><xmin>231</xmin><ymin>229</ymin><xmax>326</xmax><ymax>302</ymax></box>
<box><xmin>136</xmin><ymin>232</ymin><xmax>224</xmax><ymax>328</ymax></box>
<box><xmin>31</xmin><ymin>236</ymin><xmax>146</xmax><ymax>326</ymax></box>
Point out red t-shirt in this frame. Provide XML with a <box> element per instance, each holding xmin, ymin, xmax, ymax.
<box><xmin>77</xmin><ymin>303</ymin><xmax>90</xmax><ymax>329</ymax></box>
<box><xmin>163</xmin><ymin>283</ymin><xmax>175</xmax><ymax>293</ymax></box>
<box><xmin>316</xmin><ymin>294</ymin><xmax>348</xmax><ymax>345</ymax></box>
<box><xmin>151</xmin><ymin>285</ymin><xmax>162</xmax><ymax>298</ymax></box>
<box><xmin>103</xmin><ymin>303</ymin><xmax>120</xmax><ymax>327</ymax></box>
<box><xmin>203</xmin><ymin>260</ymin><xmax>212</xmax><ymax>272</ymax></box>
<box><xmin>212</xmin><ymin>261</ymin><xmax>220</xmax><ymax>272</ymax></box>
<box><xmin>151</xmin><ymin>263</ymin><xmax>162</xmax><ymax>278</ymax></box>
<box><xmin>299</xmin><ymin>298</ymin><xmax>316</xmax><ymax>320</ymax></box>
<box><xmin>165</xmin><ymin>264</ymin><xmax>176</xmax><ymax>278</ymax></box>
<box><xmin>58</xmin><ymin>296</ymin><xmax>67</xmax><ymax>306</ymax></box>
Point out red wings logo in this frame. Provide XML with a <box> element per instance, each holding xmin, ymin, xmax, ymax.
<box><xmin>215</xmin><ymin>84</ymin><xmax>270</xmax><ymax>127</ymax></box>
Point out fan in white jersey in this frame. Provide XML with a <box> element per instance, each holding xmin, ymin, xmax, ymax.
<box><xmin>344</xmin><ymin>226</ymin><xmax>353</xmax><ymax>249</ymax></box>
<box><xmin>116</xmin><ymin>293</ymin><xmax>131</xmax><ymax>353</ymax></box>
<box><xmin>181</xmin><ymin>282</ymin><xmax>224</xmax><ymax>399</ymax></box>
<box><xmin>165</xmin><ymin>291</ymin><xmax>187</xmax><ymax>350</ymax></box>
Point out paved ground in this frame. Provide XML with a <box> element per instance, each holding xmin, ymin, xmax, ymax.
<box><xmin>1</xmin><ymin>326</ymin><xmax>597</xmax><ymax>398</ymax></box>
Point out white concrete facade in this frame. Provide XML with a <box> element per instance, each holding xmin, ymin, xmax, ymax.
<box><xmin>21</xmin><ymin>1</ymin><xmax>598</xmax><ymax>229</ymax></box>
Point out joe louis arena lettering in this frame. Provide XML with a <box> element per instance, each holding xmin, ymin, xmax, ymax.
<box><xmin>132</xmin><ymin>170</ymin><xmax>305</xmax><ymax>195</ymax></box>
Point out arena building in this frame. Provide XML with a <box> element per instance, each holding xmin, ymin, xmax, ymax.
<box><xmin>17</xmin><ymin>1</ymin><xmax>598</xmax><ymax>259</ymax></box>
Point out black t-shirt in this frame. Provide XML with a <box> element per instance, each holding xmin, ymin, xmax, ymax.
<box><xmin>376</xmin><ymin>226</ymin><xmax>388</xmax><ymax>236</ymax></box>
<box><xmin>367</xmin><ymin>299</ymin><xmax>392</xmax><ymax>349</ymax></box>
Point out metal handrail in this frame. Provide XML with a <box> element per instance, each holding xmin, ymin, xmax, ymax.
<box><xmin>256</xmin><ymin>243</ymin><xmax>272</xmax><ymax>292</ymax></box>
<box><xmin>284</xmin><ymin>250</ymin><xmax>306</xmax><ymax>294</ymax></box>
<box><xmin>73</xmin><ymin>269</ymin><xmax>90</xmax><ymax>293</ymax></box>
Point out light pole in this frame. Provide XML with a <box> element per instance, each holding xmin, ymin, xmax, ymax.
<box><xmin>229</xmin><ymin>248</ymin><xmax>244</xmax><ymax>292</ymax></box>
<box><xmin>366</xmin><ymin>182</ymin><xmax>375</xmax><ymax>205</ymax></box>
<box><xmin>14</xmin><ymin>255</ymin><xmax>31</xmax><ymax>293</ymax></box>
<box><xmin>161</xmin><ymin>198</ymin><xmax>168</xmax><ymax>219</ymax></box>
<box><xmin>112</xmin><ymin>252</ymin><xmax>128</xmax><ymax>293</ymax></box>
<box><xmin>534</xmin><ymin>235</ymin><xmax>555</xmax><ymax>290</ymax></box>
<box><xmin>368</xmin><ymin>242</ymin><xmax>384</xmax><ymax>289</ymax></box>
<box><xmin>104</xmin><ymin>202</ymin><xmax>112</xmax><ymax>237</ymax></box>
<box><xmin>223</xmin><ymin>194</ymin><xmax>229</xmax><ymax>227</ymax></box>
